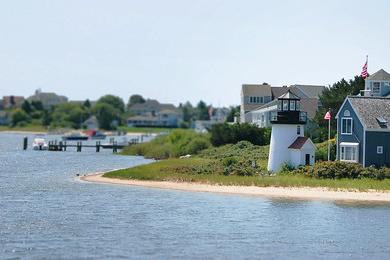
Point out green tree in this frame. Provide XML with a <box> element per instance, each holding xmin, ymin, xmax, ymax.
<box><xmin>83</xmin><ymin>99</ymin><xmax>91</xmax><ymax>108</ymax></box>
<box><xmin>31</xmin><ymin>100</ymin><xmax>44</xmax><ymax>111</ymax></box>
<box><xmin>11</xmin><ymin>109</ymin><xmax>31</xmax><ymax>126</ymax></box>
<box><xmin>42</xmin><ymin>110</ymin><xmax>51</xmax><ymax>126</ymax></box>
<box><xmin>128</xmin><ymin>94</ymin><xmax>145</xmax><ymax>107</ymax></box>
<box><xmin>97</xmin><ymin>95</ymin><xmax>125</xmax><ymax>113</ymax></box>
<box><xmin>21</xmin><ymin>100</ymin><xmax>32</xmax><ymax>114</ymax></box>
<box><xmin>93</xmin><ymin>103</ymin><xmax>118</xmax><ymax>130</ymax></box>
<box><xmin>181</xmin><ymin>101</ymin><xmax>194</xmax><ymax>123</ymax></box>
<box><xmin>196</xmin><ymin>100</ymin><xmax>209</xmax><ymax>120</ymax></box>
<box><xmin>226</xmin><ymin>105</ymin><xmax>240</xmax><ymax>122</ymax></box>
<box><xmin>51</xmin><ymin>103</ymin><xmax>88</xmax><ymax>128</ymax></box>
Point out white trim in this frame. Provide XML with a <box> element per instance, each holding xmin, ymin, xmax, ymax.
<box><xmin>363</xmin><ymin>130</ymin><xmax>366</xmax><ymax>167</ymax></box>
<box><xmin>341</xmin><ymin>117</ymin><xmax>353</xmax><ymax>135</ymax></box>
<box><xmin>340</xmin><ymin>143</ymin><xmax>359</xmax><ymax>163</ymax></box>
<box><xmin>340</xmin><ymin>142</ymin><xmax>359</xmax><ymax>146</ymax></box>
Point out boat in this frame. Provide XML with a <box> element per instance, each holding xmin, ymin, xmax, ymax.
<box><xmin>61</xmin><ymin>131</ymin><xmax>89</xmax><ymax>141</ymax></box>
<box><xmin>84</xmin><ymin>130</ymin><xmax>106</xmax><ymax>140</ymax></box>
<box><xmin>32</xmin><ymin>138</ymin><xmax>48</xmax><ymax>150</ymax></box>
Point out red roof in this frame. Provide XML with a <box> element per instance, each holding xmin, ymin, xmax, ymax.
<box><xmin>288</xmin><ymin>137</ymin><xmax>309</xmax><ymax>149</ymax></box>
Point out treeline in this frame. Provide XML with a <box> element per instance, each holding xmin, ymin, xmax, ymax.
<box><xmin>7</xmin><ymin>94</ymin><xmax>239</xmax><ymax>130</ymax></box>
<box><xmin>308</xmin><ymin>75</ymin><xmax>366</xmax><ymax>143</ymax></box>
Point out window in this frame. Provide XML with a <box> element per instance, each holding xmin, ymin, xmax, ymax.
<box><xmin>283</xmin><ymin>100</ymin><xmax>288</xmax><ymax>111</ymax></box>
<box><xmin>340</xmin><ymin>143</ymin><xmax>359</xmax><ymax>162</ymax></box>
<box><xmin>296</xmin><ymin>100</ymin><xmax>300</xmax><ymax>111</ymax></box>
<box><xmin>260</xmin><ymin>97</ymin><xmax>263</xmax><ymax>103</ymax></box>
<box><xmin>290</xmin><ymin>100</ymin><xmax>296</xmax><ymax>111</ymax></box>
<box><xmin>297</xmin><ymin>125</ymin><xmax>301</xmax><ymax>135</ymax></box>
<box><xmin>341</xmin><ymin>118</ymin><xmax>353</xmax><ymax>134</ymax></box>
<box><xmin>343</xmin><ymin>110</ymin><xmax>350</xmax><ymax>117</ymax></box>
<box><xmin>377</xmin><ymin>146</ymin><xmax>383</xmax><ymax>154</ymax></box>
<box><xmin>373</xmin><ymin>82</ymin><xmax>380</xmax><ymax>94</ymax></box>
<box><xmin>278</xmin><ymin>100</ymin><xmax>282</xmax><ymax>110</ymax></box>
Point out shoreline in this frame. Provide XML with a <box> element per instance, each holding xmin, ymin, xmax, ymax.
<box><xmin>80</xmin><ymin>173</ymin><xmax>390</xmax><ymax>202</ymax></box>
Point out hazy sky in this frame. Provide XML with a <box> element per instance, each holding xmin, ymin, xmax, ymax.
<box><xmin>1</xmin><ymin>0</ymin><xmax>389</xmax><ymax>106</ymax></box>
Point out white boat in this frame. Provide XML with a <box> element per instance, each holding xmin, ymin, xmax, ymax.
<box><xmin>32</xmin><ymin>138</ymin><xmax>48</xmax><ymax>150</ymax></box>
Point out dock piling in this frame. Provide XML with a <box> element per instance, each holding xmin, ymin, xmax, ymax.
<box><xmin>23</xmin><ymin>137</ymin><xmax>28</xmax><ymax>150</ymax></box>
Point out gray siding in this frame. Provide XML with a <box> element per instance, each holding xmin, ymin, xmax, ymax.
<box><xmin>365</xmin><ymin>132</ymin><xmax>390</xmax><ymax>167</ymax></box>
<box><xmin>337</xmin><ymin>100</ymin><xmax>365</xmax><ymax>163</ymax></box>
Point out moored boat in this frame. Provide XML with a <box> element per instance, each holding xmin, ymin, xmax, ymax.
<box><xmin>61</xmin><ymin>131</ymin><xmax>89</xmax><ymax>141</ymax></box>
<box><xmin>32</xmin><ymin>138</ymin><xmax>48</xmax><ymax>150</ymax></box>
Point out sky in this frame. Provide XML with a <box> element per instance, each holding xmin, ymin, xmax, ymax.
<box><xmin>0</xmin><ymin>0</ymin><xmax>389</xmax><ymax>107</ymax></box>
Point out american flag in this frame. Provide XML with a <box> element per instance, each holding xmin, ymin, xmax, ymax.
<box><xmin>361</xmin><ymin>56</ymin><xmax>368</xmax><ymax>78</ymax></box>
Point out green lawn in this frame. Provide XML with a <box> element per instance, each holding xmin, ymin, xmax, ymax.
<box><xmin>103</xmin><ymin>158</ymin><xmax>390</xmax><ymax>191</ymax></box>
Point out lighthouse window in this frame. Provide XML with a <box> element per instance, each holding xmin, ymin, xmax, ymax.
<box><xmin>297</xmin><ymin>125</ymin><xmax>301</xmax><ymax>135</ymax></box>
<box><xmin>283</xmin><ymin>100</ymin><xmax>288</xmax><ymax>111</ymax></box>
<box><xmin>341</xmin><ymin>117</ymin><xmax>353</xmax><ymax>135</ymax></box>
<box><xmin>296</xmin><ymin>101</ymin><xmax>300</xmax><ymax>110</ymax></box>
<box><xmin>278</xmin><ymin>100</ymin><xmax>282</xmax><ymax>110</ymax></box>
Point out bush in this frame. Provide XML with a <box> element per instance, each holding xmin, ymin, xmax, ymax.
<box><xmin>122</xmin><ymin>129</ymin><xmax>211</xmax><ymax>159</ymax></box>
<box><xmin>209</xmin><ymin>123</ymin><xmax>271</xmax><ymax>146</ymax></box>
<box><xmin>291</xmin><ymin>161</ymin><xmax>390</xmax><ymax>180</ymax></box>
<box><xmin>315</xmin><ymin>139</ymin><xmax>336</xmax><ymax>161</ymax></box>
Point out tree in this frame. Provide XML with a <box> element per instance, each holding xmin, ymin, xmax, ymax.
<box><xmin>31</xmin><ymin>100</ymin><xmax>44</xmax><ymax>111</ymax></box>
<box><xmin>50</xmin><ymin>103</ymin><xmax>88</xmax><ymax>129</ymax></box>
<box><xmin>21</xmin><ymin>100</ymin><xmax>32</xmax><ymax>114</ymax></box>
<box><xmin>128</xmin><ymin>94</ymin><xmax>145</xmax><ymax>107</ymax></box>
<box><xmin>226</xmin><ymin>105</ymin><xmax>240</xmax><ymax>122</ymax></box>
<box><xmin>196</xmin><ymin>100</ymin><xmax>209</xmax><ymax>120</ymax></box>
<box><xmin>181</xmin><ymin>101</ymin><xmax>194</xmax><ymax>123</ymax></box>
<box><xmin>97</xmin><ymin>95</ymin><xmax>125</xmax><ymax>113</ymax></box>
<box><xmin>93</xmin><ymin>103</ymin><xmax>118</xmax><ymax>130</ymax></box>
<box><xmin>83</xmin><ymin>99</ymin><xmax>91</xmax><ymax>108</ymax></box>
<box><xmin>11</xmin><ymin>109</ymin><xmax>30</xmax><ymax>126</ymax></box>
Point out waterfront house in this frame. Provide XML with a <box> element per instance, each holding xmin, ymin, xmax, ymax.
<box><xmin>362</xmin><ymin>69</ymin><xmax>390</xmax><ymax>97</ymax></box>
<box><xmin>27</xmin><ymin>89</ymin><xmax>68</xmax><ymax>109</ymax></box>
<box><xmin>2</xmin><ymin>96</ymin><xmax>25</xmax><ymax>109</ymax></box>
<box><xmin>83</xmin><ymin>116</ymin><xmax>98</xmax><ymax>130</ymax></box>
<box><xmin>0</xmin><ymin>111</ymin><xmax>9</xmax><ymax>125</ymax></box>
<box><xmin>336</xmin><ymin>96</ymin><xmax>390</xmax><ymax>167</ymax></box>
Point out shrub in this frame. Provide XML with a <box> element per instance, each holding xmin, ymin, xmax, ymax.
<box><xmin>209</xmin><ymin>123</ymin><xmax>271</xmax><ymax>146</ymax></box>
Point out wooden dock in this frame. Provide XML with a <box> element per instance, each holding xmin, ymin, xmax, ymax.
<box><xmin>47</xmin><ymin>140</ymin><xmax>136</xmax><ymax>153</ymax></box>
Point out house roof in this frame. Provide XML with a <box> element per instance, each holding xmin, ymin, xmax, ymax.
<box><xmin>241</xmin><ymin>84</ymin><xmax>272</xmax><ymax>97</ymax></box>
<box><xmin>288</xmin><ymin>137</ymin><xmax>310</xmax><ymax>149</ymax></box>
<box><xmin>290</xmin><ymin>85</ymin><xmax>325</xmax><ymax>99</ymax></box>
<box><xmin>278</xmin><ymin>90</ymin><xmax>300</xmax><ymax>100</ymax></box>
<box><xmin>366</xmin><ymin>69</ymin><xmax>390</xmax><ymax>81</ymax></box>
<box><xmin>129</xmin><ymin>99</ymin><xmax>177</xmax><ymax>112</ymax></box>
<box><xmin>271</xmin><ymin>86</ymin><xmax>288</xmax><ymax>99</ymax></box>
<box><xmin>347</xmin><ymin>96</ymin><xmax>390</xmax><ymax>130</ymax></box>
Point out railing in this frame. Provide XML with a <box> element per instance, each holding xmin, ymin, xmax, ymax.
<box><xmin>270</xmin><ymin>111</ymin><xmax>307</xmax><ymax>124</ymax></box>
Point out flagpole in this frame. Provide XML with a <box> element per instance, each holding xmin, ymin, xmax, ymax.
<box><xmin>327</xmin><ymin>108</ymin><xmax>331</xmax><ymax>161</ymax></box>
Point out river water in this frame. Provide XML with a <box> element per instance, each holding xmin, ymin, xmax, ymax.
<box><xmin>1</xmin><ymin>133</ymin><xmax>390</xmax><ymax>259</ymax></box>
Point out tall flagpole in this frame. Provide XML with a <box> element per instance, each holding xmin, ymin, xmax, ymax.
<box><xmin>327</xmin><ymin>108</ymin><xmax>331</xmax><ymax>161</ymax></box>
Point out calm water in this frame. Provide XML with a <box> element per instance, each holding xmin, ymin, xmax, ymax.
<box><xmin>1</xmin><ymin>133</ymin><xmax>390</xmax><ymax>259</ymax></box>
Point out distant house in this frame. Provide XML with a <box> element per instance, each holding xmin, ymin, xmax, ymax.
<box><xmin>240</xmin><ymin>83</ymin><xmax>274</xmax><ymax>123</ymax></box>
<box><xmin>27</xmin><ymin>89</ymin><xmax>68</xmax><ymax>109</ymax></box>
<box><xmin>246</xmin><ymin>84</ymin><xmax>325</xmax><ymax>128</ymax></box>
<box><xmin>194</xmin><ymin>107</ymin><xmax>230</xmax><ymax>133</ymax></box>
<box><xmin>362</xmin><ymin>69</ymin><xmax>390</xmax><ymax>97</ymax></box>
<box><xmin>2</xmin><ymin>96</ymin><xmax>25</xmax><ymax>109</ymax></box>
<box><xmin>127</xmin><ymin>99</ymin><xmax>182</xmax><ymax>127</ymax></box>
<box><xmin>0</xmin><ymin>111</ymin><xmax>9</xmax><ymax>125</ymax></box>
<box><xmin>83</xmin><ymin>116</ymin><xmax>98</xmax><ymax>130</ymax></box>
<box><xmin>336</xmin><ymin>96</ymin><xmax>390</xmax><ymax>167</ymax></box>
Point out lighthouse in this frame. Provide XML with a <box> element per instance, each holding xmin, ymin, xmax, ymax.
<box><xmin>267</xmin><ymin>90</ymin><xmax>315</xmax><ymax>172</ymax></box>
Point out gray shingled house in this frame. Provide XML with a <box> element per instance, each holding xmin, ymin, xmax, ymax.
<box><xmin>336</xmin><ymin>96</ymin><xmax>390</xmax><ymax>167</ymax></box>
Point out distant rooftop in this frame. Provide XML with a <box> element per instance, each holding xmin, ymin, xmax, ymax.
<box><xmin>366</xmin><ymin>69</ymin><xmax>390</xmax><ymax>81</ymax></box>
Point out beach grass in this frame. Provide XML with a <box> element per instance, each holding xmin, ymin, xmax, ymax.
<box><xmin>103</xmin><ymin>158</ymin><xmax>390</xmax><ymax>191</ymax></box>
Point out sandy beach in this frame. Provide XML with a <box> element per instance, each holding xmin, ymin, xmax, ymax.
<box><xmin>80</xmin><ymin>173</ymin><xmax>390</xmax><ymax>202</ymax></box>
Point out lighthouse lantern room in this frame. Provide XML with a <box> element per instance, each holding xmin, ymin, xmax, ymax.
<box><xmin>267</xmin><ymin>90</ymin><xmax>316</xmax><ymax>172</ymax></box>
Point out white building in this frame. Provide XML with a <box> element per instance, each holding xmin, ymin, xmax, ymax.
<box><xmin>267</xmin><ymin>91</ymin><xmax>316</xmax><ymax>172</ymax></box>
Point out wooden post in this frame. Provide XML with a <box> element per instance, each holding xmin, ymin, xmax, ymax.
<box><xmin>77</xmin><ymin>141</ymin><xmax>81</xmax><ymax>152</ymax></box>
<box><xmin>113</xmin><ymin>141</ymin><xmax>117</xmax><ymax>153</ymax></box>
<box><xmin>59</xmin><ymin>141</ymin><xmax>63</xmax><ymax>151</ymax></box>
<box><xmin>23</xmin><ymin>137</ymin><xmax>28</xmax><ymax>150</ymax></box>
<box><xmin>64</xmin><ymin>141</ymin><xmax>67</xmax><ymax>151</ymax></box>
<box><xmin>96</xmin><ymin>141</ymin><xmax>100</xmax><ymax>152</ymax></box>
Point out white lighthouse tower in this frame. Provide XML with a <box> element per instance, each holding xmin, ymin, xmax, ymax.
<box><xmin>267</xmin><ymin>90</ymin><xmax>315</xmax><ymax>172</ymax></box>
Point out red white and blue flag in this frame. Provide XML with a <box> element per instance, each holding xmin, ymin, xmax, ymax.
<box><xmin>361</xmin><ymin>56</ymin><xmax>368</xmax><ymax>78</ymax></box>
